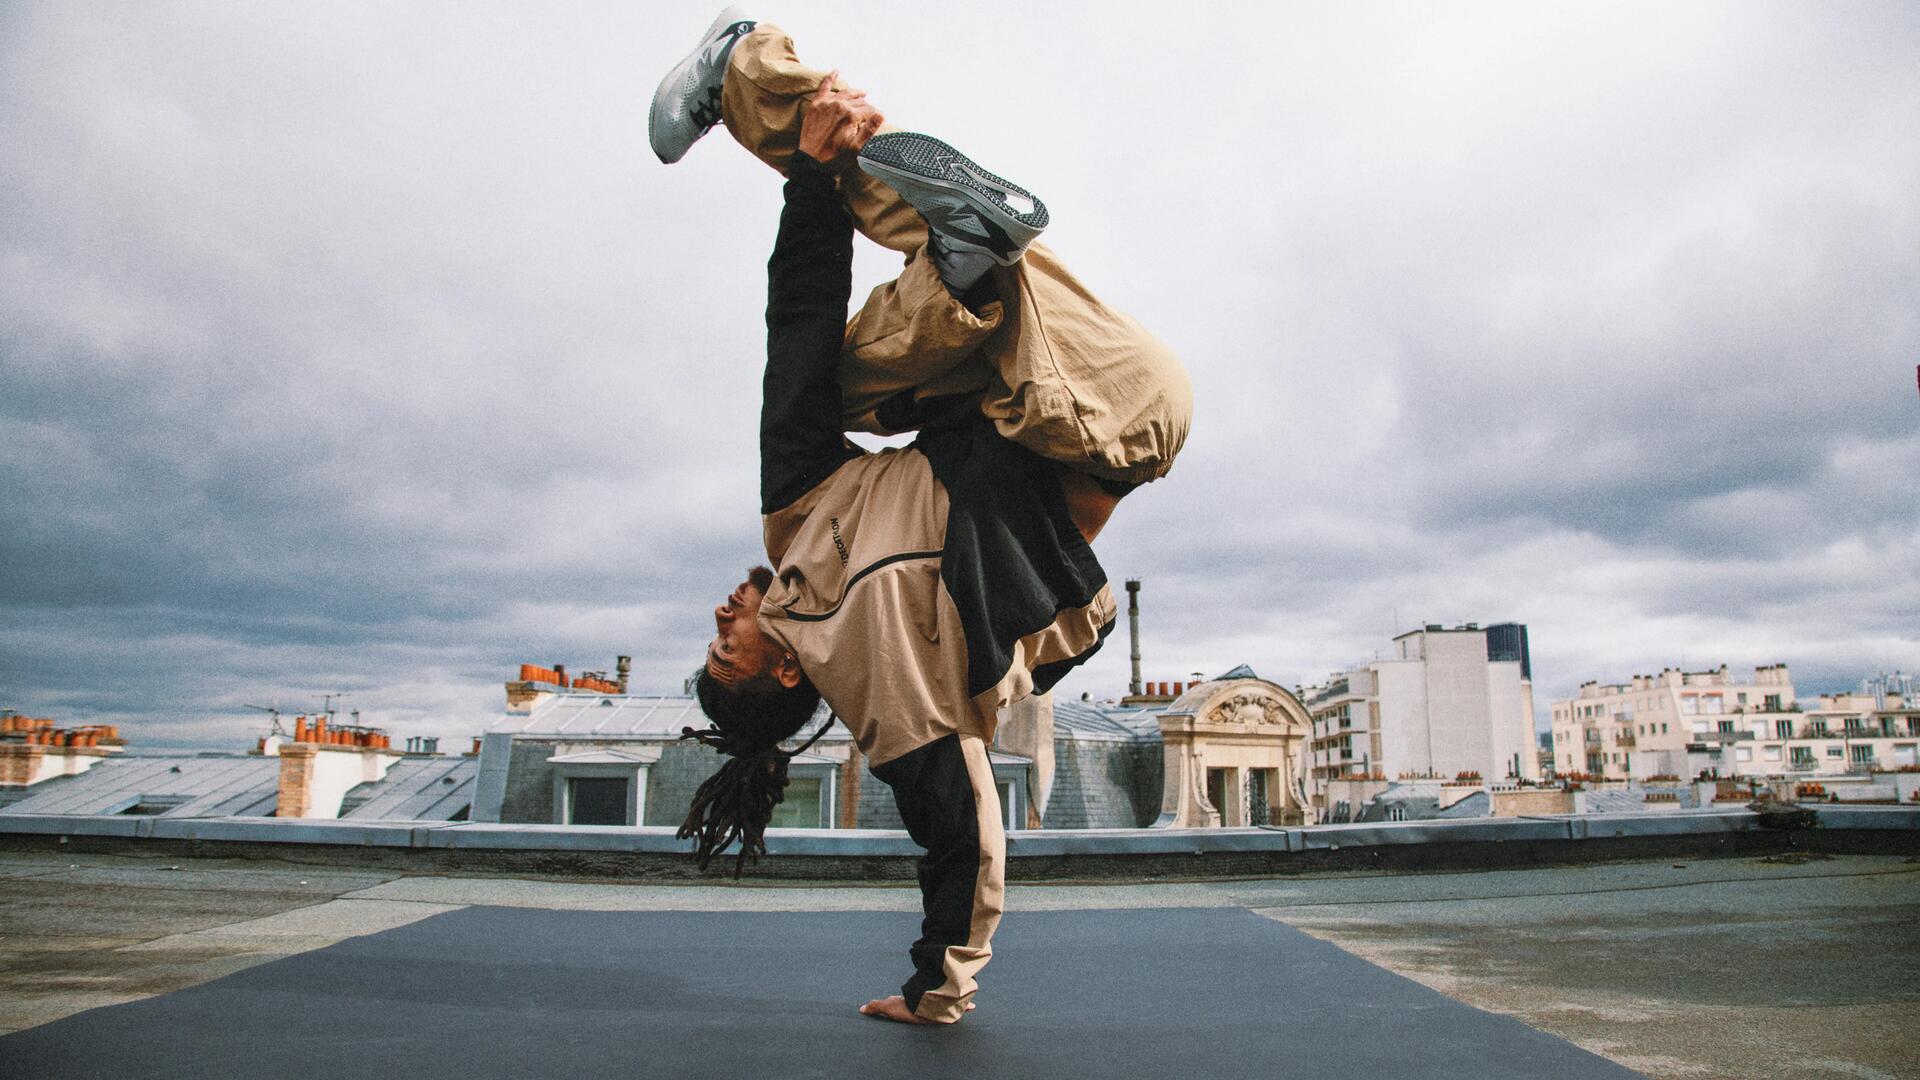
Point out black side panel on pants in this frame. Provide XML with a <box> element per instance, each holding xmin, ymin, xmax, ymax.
<box><xmin>870</xmin><ymin>733</ymin><xmax>980</xmax><ymax>1011</ymax></box>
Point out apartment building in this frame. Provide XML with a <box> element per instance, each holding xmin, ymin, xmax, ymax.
<box><xmin>1752</xmin><ymin>683</ymin><xmax>1918</xmax><ymax>778</ymax></box>
<box><xmin>1302</xmin><ymin>623</ymin><xmax>1539</xmax><ymax>815</ymax></box>
<box><xmin>1551</xmin><ymin>664</ymin><xmax>1796</xmax><ymax>781</ymax></box>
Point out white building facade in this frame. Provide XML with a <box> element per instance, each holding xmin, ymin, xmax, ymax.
<box><xmin>1303</xmin><ymin>624</ymin><xmax>1540</xmax><ymax>814</ymax></box>
<box><xmin>1551</xmin><ymin>664</ymin><xmax>1798</xmax><ymax>782</ymax></box>
<box><xmin>1553</xmin><ymin>668</ymin><xmax>1920</xmax><ymax>784</ymax></box>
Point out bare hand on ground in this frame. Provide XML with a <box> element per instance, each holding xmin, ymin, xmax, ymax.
<box><xmin>858</xmin><ymin>994</ymin><xmax>974</xmax><ymax>1024</ymax></box>
<box><xmin>797</xmin><ymin>71</ymin><xmax>883</xmax><ymax>167</ymax></box>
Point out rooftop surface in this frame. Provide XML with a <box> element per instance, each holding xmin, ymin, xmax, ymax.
<box><xmin>2</xmin><ymin>849</ymin><xmax>1914</xmax><ymax>1079</ymax></box>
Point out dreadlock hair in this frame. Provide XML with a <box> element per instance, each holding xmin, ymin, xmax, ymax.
<box><xmin>677</xmin><ymin>664</ymin><xmax>829</xmax><ymax>877</ymax></box>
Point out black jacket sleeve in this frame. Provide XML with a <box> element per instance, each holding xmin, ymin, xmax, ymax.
<box><xmin>760</xmin><ymin>153</ymin><xmax>862</xmax><ymax>514</ymax></box>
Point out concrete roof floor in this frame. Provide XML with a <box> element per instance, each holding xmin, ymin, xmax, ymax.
<box><xmin>1</xmin><ymin>850</ymin><xmax>1914</xmax><ymax>1080</ymax></box>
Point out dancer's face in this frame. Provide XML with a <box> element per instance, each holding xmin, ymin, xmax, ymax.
<box><xmin>706</xmin><ymin>575</ymin><xmax>778</xmax><ymax>685</ymax></box>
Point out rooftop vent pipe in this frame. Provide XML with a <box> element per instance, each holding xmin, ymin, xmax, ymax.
<box><xmin>1126</xmin><ymin>579</ymin><xmax>1143</xmax><ymax>696</ymax></box>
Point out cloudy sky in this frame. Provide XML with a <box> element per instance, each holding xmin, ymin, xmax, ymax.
<box><xmin>3</xmin><ymin>2</ymin><xmax>1915</xmax><ymax>750</ymax></box>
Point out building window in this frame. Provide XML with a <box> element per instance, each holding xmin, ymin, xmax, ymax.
<box><xmin>1682</xmin><ymin>696</ymin><xmax>1699</xmax><ymax>715</ymax></box>
<box><xmin>547</xmin><ymin>749</ymin><xmax>657</xmax><ymax>826</ymax></box>
<box><xmin>1775</xmin><ymin>720</ymin><xmax>1793</xmax><ymax>739</ymax></box>
<box><xmin>1248</xmin><ymin>769</ymin><xmax>1279</xmax><ymax>827</ymax></box>
<box><xmin>1826</xmin><ymin>747</ymin><xmax>1844</xmax><ymax>758</ymax></box>
<box><xmin>566</xmin><ymin>777</ymin><xmax>630</xmax><ymax>826</ymax></box>
<box><xmin>1385</xmin><ymin>805</ymin><xmax>1407</xmax><ymax>822</ymax></box>
<box><xmin>769</xmin><ymin>777</ymin><xmax>824</xmax><ymax>829</ymax></box>
<box><xmin>1717</xmin><ymin>721</ymin><xmax>1735</xmax><ymax>734</ymax></box>
<box><xmin>1703</xmin><ymin>696</ymin><xmax>1723</xmax><ymax>715</ymax></box>
<box><xmin>116</xmin><ymin>796</ymin><xmax>192</xmax><ymax>816</ymax></box>
<box><xmin>1849</xmin><ymin>746</ymin><xmax>1875</xmax><ymax>765</ymax></box>
<box><xmin>1206</xmin><ymin>768</ymin><xmax>1231</xmax><ymax>826</ymax></box>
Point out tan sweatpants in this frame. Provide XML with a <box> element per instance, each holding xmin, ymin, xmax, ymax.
<box><xmin>721</xmin><ymin>25</ymin><xmax>1193</xmax><ymax>486</ymax></box>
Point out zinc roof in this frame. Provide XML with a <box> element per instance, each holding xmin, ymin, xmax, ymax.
<box><xmin>339</xmin><ymin>756</ymin><xmax>477</xmax><ymax>821</ymax></box>
<box><xmin>0</xmin><ymin>755</ymin><xmax>279</xmax><ymax>818</ymax></box>
<box><xmin>1052</xmin><ymin>699</ymin><xmax>1165</xmax><ymax>743</ymax></box>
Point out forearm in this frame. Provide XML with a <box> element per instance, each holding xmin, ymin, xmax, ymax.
<box><xmin>760</xmin><ymin>152</ymin><xmax>860</xmax><ymax>514</ymax></box>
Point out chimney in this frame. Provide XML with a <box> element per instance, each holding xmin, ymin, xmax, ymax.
<box><xmin>616</xmin><ymin>655</ymin><xmax>631</xmax><ymax>693</ymax></box>
<box><xmin>276</xmin><ymin>737</ymin><xmax>400</xmax><ymax>818</ymax></box>
<box><xmin>276</xmin><ymin>743</ymin><xmax>320</xmax><ymax>817</ymax></box>
<box><xmin>0</xmin><ymin>743</ymin><xmax>46</xmax><ymax>786</ymax></box>
<box><xmin>1126</xmin><ymin>579</ymin><xmax>1143</xmax><ymax>696</ymax></box>
<box><xmin>554</xmin><ymin>663</ymin><xmax>568</xmax><ymax>688</ymax></box>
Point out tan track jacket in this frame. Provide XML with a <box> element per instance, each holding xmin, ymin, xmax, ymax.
<box><xmin>750</xmin><ymin>155</ymin><xmax>1114</xmax><ymax>1020</ymax></box>
<box><xmin>753</xmin><ymin>155</ymin><xmax>1115</xmax><ymax>770</ymax></box>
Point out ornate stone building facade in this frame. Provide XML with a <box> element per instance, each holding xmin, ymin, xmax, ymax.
<box><xmin>1154</xmin><ymin>677</ymin><xmax>1314</xmax><ymax>827</ymax></box>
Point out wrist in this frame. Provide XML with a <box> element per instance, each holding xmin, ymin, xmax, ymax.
<box><xmin>787</xmin><ymin>151</ymin><xmax>840</xmax><ymax>190</ymax></box>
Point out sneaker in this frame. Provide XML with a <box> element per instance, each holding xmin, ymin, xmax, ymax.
<box><xmin>926</xmin><ymin>233</ymin><xmax>1000</xmax><ymax>298</ymax></box>
<box><xmin>857</xmin><ymin>132</ymin><xmax>1048</xmax><ymax>266</ymax></box>
<box><xmin>649</xmin><ymin>6</ymin><xmax>757</xmax><ymax>164</ymax></box>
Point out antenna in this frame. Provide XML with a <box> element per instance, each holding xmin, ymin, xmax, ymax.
<box><xmin>242</xmin><ymin>703</ymin><xmax>286</xmax><ymax>736</ymax></box>
<box><xmin>320</xmin><ymin>692</ymin><xmax>348</xmax><ymax>721</ymax></box>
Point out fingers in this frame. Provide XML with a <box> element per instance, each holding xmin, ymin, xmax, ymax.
<box><xmin>801</xmin><ymin>70</ymin><xmax>883</xmax><ymax>162</ymax></box>
<box><xmin>814</xmin><ymin>72</ymin><xmax>862</xmax><ymax>98</ymax></box>
<box><xmin>813</xmin><ymin>71</ymin><xmax>871</xmax><ymax>105</ymax></box>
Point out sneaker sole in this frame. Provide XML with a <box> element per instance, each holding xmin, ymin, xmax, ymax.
<box><xmin>858</xmin><ymin>132</ymin><xmax>1048</xmax><ymax>264</ymax></box>
<box><xmin>649</xmin><ymin>6</ymin><xmax>755</xmax><ymax>164</ymax></box>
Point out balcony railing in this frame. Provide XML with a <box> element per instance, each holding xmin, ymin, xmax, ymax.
<box><xmin>1692</xmin><ymin>731</ymin><xmax>1752</xmax><ymax>744</ymax></box>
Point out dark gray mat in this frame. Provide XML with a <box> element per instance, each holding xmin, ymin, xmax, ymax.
<box><xmin>0</xmin><ymin>906</ymin><xmax>1642</xmax><ymax>1079</ymax></box>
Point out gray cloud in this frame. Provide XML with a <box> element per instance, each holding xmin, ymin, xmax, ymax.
<box><xmin>3</xmin><ymin>2</ymin><xmax>1916</xmax><ymax>750</ymax></box>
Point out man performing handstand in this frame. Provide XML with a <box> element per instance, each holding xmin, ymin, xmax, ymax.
<box><xmin>648</xmin><ymin>8</ymin><xmax>1192</xmax><ymax>1025</ymax></box>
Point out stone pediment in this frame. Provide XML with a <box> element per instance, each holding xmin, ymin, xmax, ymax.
<box><xmin>1163</xmin><ymin>678</ymin><xmax>1311</xmax><ymax>736</ymax></box>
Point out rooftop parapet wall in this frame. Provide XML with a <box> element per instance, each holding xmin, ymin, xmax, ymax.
<box><xmin>6</xmin><ymin>807</ymin><xmax>1910</xmax><ymax>881</ymax></box>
